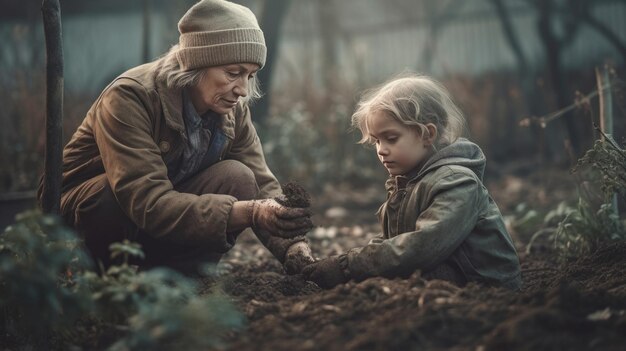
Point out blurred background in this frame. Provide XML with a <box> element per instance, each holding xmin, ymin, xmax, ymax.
<box><xmin>0</xmin><ymin>0</ymin><xmax>625</xmax><ymax>215</ymax></box>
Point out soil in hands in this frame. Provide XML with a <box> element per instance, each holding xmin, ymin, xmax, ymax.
<box><xmin>275</xmin><ymin>181</ymin><xmax>311</xmax><ymax>208</ymax></box>
<box><xmin>275</xmin><ymin>181</ymin><xmax>316</xmax><ymax>274</ymax></box>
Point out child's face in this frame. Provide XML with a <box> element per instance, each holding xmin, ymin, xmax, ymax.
<box><xmin>367</xmin><ymin>111</ymin><xmax>432</xmax><ymax>176</ymax></box>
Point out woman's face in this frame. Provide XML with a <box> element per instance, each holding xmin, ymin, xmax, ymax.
<box><xmin>189</xmin><ymin>63</ymin><xmax>259</xmax><ymax>115</ymax></box>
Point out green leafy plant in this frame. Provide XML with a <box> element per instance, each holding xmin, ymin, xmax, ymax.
<box><xmin>108</xmin><ymin>288</ymin><xmax>244</xmax><ymax>351</ymax></box>
<box><xmin>527</xmin><ymin>136</ymin><xmax>626</xmax><ymax>259</ymax></box>
<box><xmin>574</xmin><ymin>134</ymin><xmax>626</xmax><ymax>201</ymax></box>
<box><xmin>524</xmin><ymin>201</ymin><xmax>573</xmax><ymax>254</ymax></box>
<box><xmin>553</xmin><ymin>199</ymin><xmax>624</xmax><ymax>260</ymax></box>
<box><xmin>1</xmin><ymin>212</ymin><xmax>244</xmax><ymax>350</ymax></box>
<box><xmin>0</xmin><ymin>210</ymin><xmax>93</xmax><ymax>346</ymax></box>
<box><xmin>525</xmin><ymin>136</ymin><xmax>626</xmax><ymax>258</ymax></box>
<box><xmin>77</xmin><ymin>241</ymin><xmax>244</xmax><ymax>350</ymax></box>
<box><xmin>507</xmin><ymin>202</ymin><xmax>542</xmax><ymax>239</ymax></box>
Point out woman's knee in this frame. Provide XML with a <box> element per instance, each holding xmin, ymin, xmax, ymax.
<box><xmin>182</xmin><ymin>160</ymin><xmax>259</xmax><ymax>200</ymax></box>
<box><xmin>221</xmin><ymin>160</ymin><xmax>258</xmax><ymax>199</ymax></box>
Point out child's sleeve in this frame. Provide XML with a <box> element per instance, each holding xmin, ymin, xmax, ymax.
<box><xmin>345</xmin><ymin>169</ymin><xmax>486</xmax><ymax>281</ymax></box>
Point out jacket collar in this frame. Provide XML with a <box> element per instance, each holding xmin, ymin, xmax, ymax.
<box><xmin>384</xmin><ymin>138</ymin><xmax>486</xmax><ymax>194</ymax></box>
<box><xmin>384</xmin><ymin>161</ymin><xmax>425</xmax><ymax>194</ymax></box>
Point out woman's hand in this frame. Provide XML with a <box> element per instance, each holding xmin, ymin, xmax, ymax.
<box><xmin>247</xmin><ymin>199</ymin><xmax>312</xmax><ymax>238</ymax></box>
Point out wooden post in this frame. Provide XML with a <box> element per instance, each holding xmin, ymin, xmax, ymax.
<box><xmin>142</xmin><ymin>0</ymin><xmax>151</xmax><ymax>63</ymax></box>
<box><xmin>595</xmin><ymin>65</ymin><xmax>618</xmax><ymax>214</ymax></box>
<box><xmin>41</xmin><ymin>0</ymin><xmax>64</xmax><ymax>215</ymax></box>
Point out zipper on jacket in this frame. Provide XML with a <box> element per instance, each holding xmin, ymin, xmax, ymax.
<box><xmin>385</xmin><ymin>188</ymin><xmax>407</xmax><ymax>237</ymax></box>
<box><xmin>395</xmin><ymin>190</ymin><xmax>408</xmax><ymax>235</ymax></box>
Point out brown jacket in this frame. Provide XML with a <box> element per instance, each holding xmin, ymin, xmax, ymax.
<box><xmin>60</xmin><ymin>60</ymin><xmax>281</xmax><ymax>251</ymax></box>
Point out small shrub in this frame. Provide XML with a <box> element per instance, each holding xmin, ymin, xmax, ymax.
<box><xmin>0</xmin><ymin>212</ymin><xmax>244</xmax><ymax>350</ymax></box>
<box><xmin>108</xmin><ymin>289</ymin><xmax>243</xmax><ymax>351</ymax></box>
<box><xmin>507</xmin><ymin>203</ymin><xmax>542</xmax><ymax>237</ymax></box>
<box><xmin>528</xmin><ymin>137</ymin><xmax>626</xmax><ymax>259</ymax></box>
<box><xmin>525</xmin><ymin>136</ymin><xmax>626</xmax><ymax>258</ymax></box>
<box><xmin>574</xmin><ymin>135</ymin><xmax>626</xmax><ymax>201</ymax></box>
<box><xmin>76</xmin><ymin>241</ymin><xmax>245</xmax><ymax>350</ymax></box>
<box><xmin>0</xmin><ymin>210</ymin><xmax>93</xmax><ymax>346</ymax></box>
<box><xmin>553</xmin><ymin>199</ymin><xmax>624</xmax><ymax>260</ymax></box>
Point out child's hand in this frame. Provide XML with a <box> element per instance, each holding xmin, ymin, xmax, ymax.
<box><xmin>283</xmin><ymin>241</ymin><xmax>315</xmax><ymax>275</ymax></box>
<box><xmin>301</xmin><ymin>256</ymin><xmax>349</xmax><ymax>289</ymax></box>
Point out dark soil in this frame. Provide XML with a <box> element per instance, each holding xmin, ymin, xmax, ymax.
<box><xmin>204</xmin><ymin>169</ymin><xmax>626</xmax><ymax>351</ymax></box>
<box><xmin>210</xmin><ymin>239</ymin><xmax>626</xmax><ymax>351</ymax></box>
<box><xmin>275</xmin><ymin>182</ymin><xmax>311</xmax><ymax>208</ymax></box>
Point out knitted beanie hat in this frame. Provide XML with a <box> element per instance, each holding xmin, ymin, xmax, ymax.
<box><xmin>176</xmin><ymin>0</ymin><xmax>266</xmax><ymax>71</ymax></box>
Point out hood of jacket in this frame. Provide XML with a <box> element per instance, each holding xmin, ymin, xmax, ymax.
<box><xmin>386</xmin><ymin>138</ymin><xmax>486</xmax><ymax>193</ymax></box>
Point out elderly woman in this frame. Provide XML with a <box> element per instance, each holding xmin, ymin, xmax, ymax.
<box><xmin>45</xmin><ymin>0</ymin><xmax>313</xmax><ymax>274</ymax></box>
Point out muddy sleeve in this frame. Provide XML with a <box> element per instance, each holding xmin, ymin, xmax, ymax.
<box><xmin>346</xmin><ymin>171</ymin><xmax>485</xmax><ymax>281</ymax></box>
<box><xmin>368</xmin><ymin>234</ymin><xmax>385</xmax><ymax>245</ymax></box>
<box><xmin>226</xmin><ymin>106</ymin><xmax>307</xmax><ymax>261</ymax></box>
<box><xmin>227</xmin><ymin>105</ymin><xmax>281</xmax><ymax>198</ymax></box>
<box><xmin>93</xmin><ymin>80</ymin><xmax>237</xmax><ymax>250</ymax></box>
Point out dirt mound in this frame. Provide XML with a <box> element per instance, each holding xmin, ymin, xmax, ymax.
<box><xmin>557</xmin><ymin>241</ymin><xmax>626</xmax><ymax>296</ymax></box>
<box><xmin>480</xmin><ymin>241</ymin><xmax>626</xmax><ymax>350</ymax></box>
<box><xmin>207</xmin><ymin>240</ymin><xmax>626</xmax><ymax>351</ymax></box>
<box><xmin>222</xmin><ymin>262</ymin><xmax>320</xmax><ymax>303</ymax></box>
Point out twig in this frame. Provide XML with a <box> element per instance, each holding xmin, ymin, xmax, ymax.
<box><xmin>519</xmin><ymin>80</ymin><xmax>625</xmax><ymax>128</ymax></box>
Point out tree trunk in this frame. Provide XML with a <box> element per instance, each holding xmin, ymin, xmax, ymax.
<box><xmin>41</xmin><ymin>0</ymin><xmax>64</xmax><ymax>215</ymax></box>
<box><xmin>491</xmin><ymin>0</ymin><xmax>545</xmax><ymax>162</ymax></box>
<box><xmin>142</xmin><ymin>0</ymin><xmax>151</xmax><ymax>63</ymax></box>
<box><xmin>536</xmin><ymin>0</ymin><xmax>581</xmax><ymax>159</ymax></box>
<box><xmin>250</xmin><ymin>0</ymin><xmax>292</xmax><ymax>125</ymax></box>
<box><xmin>490</xmin><ymin>0</ymin><xmax>529</xmax><ymax>75</ymax></box>
<box><xmin>317</xmin><ymin>0</ymin><xmax>341</xmax><ymax>96</ymax></box>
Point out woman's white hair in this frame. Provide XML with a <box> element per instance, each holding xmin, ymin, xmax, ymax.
<box><xmin>351</xmin><ymin>72</ymin><xmax>467</xmax><ymax>148</ymax></box>
<box><xmin>156</xmin><ymin>45</ymin><xmax>262</xmax><ymax>104</ymax></box>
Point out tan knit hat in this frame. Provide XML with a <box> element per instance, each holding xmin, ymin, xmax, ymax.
<box><xmin>176</xmin><ymin>0</ymin><xmax>266</xmax><ymax>71</ymax></box>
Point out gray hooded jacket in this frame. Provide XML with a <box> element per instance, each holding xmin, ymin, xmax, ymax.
<box><xmin>345</xmin><ymin>138</ymin><xmax>522</xmax><ymax>289</ymax></box>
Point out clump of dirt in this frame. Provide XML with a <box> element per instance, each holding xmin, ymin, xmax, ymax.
<box><xmin>275</xmin><ymin>181</ymin><xmax>311</xmax><ymax>208</ymax></box>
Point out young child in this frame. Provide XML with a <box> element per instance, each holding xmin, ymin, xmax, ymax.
<box><xmin>302</xmin><ymin>74</ymin><xmax>522</xmax><ymax>290</ymax></box>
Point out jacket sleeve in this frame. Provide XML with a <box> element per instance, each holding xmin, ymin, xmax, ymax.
<box><xmin>226</xmin><ymin>104</ymin><xmax>306</xmax><ymax>261</ymax></box>
<box><xmin>227</xmin><ymin>104</ymin><xmax>281</xmax><ymax>198</ymax></box>
<box><xmin>346</xmin><ymin>169</ymin><xmax>486</xmax><ymax>281</ymax></box>
<box><xmin>93</xmin><ymin>80</ymin><xmax>237</xmax><ymax>251</ymax></box>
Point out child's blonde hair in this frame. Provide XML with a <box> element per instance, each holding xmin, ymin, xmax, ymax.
<box><xmin>351</xmin><ymin>73</ymin><xmax>467</xmax><ymax>148</ymax></box>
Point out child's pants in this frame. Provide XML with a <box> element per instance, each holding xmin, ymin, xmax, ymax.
<box><xmin>422</xmin><ymin>261</ymin><xmax>467</xmax><ymax>287</ymax></box>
